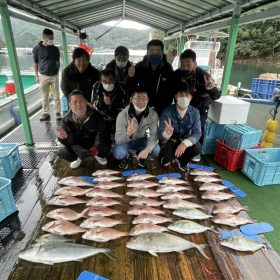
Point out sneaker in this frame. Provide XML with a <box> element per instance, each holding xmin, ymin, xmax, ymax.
<box><xmin>40</xmin><ymin>113</ymin><xmax>50</xmax><ymax>121</ymax></box>
<box><xmin>172</xmin><ymin>159</ymin><xmax>189</xmax><ymax>172</ymax></box>
<box><xmin>160</xmin><ymin>157</ymin><xmax>170</xmax><ymax>167</ymax></box>
<box><xmin>94</xmin><ymin>155</ymin><xmax>107</xmax><ymax>165</ymax></box>
<box><xmin>70</xmin><ymin>158</ymin><xmax>82</xmax><ymax>169</ymax></box>
<box><xmin>138</xmin><ymin>158</ymin><xmax>147</xmax><ymax>168</ymax></box>
<box><xmin>56</xmin><ymin>112</ymin><xmax>62</xmax><ymax>120</ymax></box>
<box><xmin>192</xmin><ymin>154</ymin><xmax>201</xmax><ymax>162</ymax></box>
<box><xmin>119</xmin><ymin>157</ymin><xmax>129</xmax><ymax>170</ymax></box>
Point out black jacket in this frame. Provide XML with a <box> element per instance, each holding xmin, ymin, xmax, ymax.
<box><xmin>61</xmin><ymin>62</ymin><xmax>100</xmax><ymax>102</ymax></box>
<box><xmin>58</xmin><ymin>106</ymin><xmax>105</xmax><ymax>152</ymax></box>
<box><xmin>171</xmin><ymin>67</ymin><xmax>221</xmax><ymax>115</ymax></box>
<box><xmin>91</xmin><ymin>81</ymin><xmax>127</xmax><ymax>121</ymax></box>
<box><xmin>127</xmin><ymin>54</ymin><xmax>173</xmax><ymax>116</ymax></box>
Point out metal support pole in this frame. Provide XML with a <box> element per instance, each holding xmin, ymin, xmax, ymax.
<box><xmin>0</xmin><ymin>1</ymin><xmax>34</xmax><ymax>145</ymax></box>
<box><xmin>178</xmin><ymin>32</ymin><xmax>185</xmax><ymax>55</ymax></box>
<box><xmin>221</xmin><ymin>1</ymin><xmax>241</xmax><ymax>96</ymax></box>
<box><xmin>61</xmin><ymin>26</ymin><xmax>69</xmax><ymax>67</ymax></box>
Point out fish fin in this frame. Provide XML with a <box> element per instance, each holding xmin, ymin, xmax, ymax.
<box><xmin>242</xmin><ymin>206</ymin><xmax>249</xmax><ymax>211</ymax></box>
<box><xmin>41</xmin><ymin>261</ymin><xmax>54</xmax><ymax>265</ymax></box>
<box><xmin>80</xmin><ymin>208</ymin><xmax>90</xmax><ymax>218</ymax></box>
<box><xmin>196</xmin><ymin>244</ymin><xmax>210</xmax><ymax>260</ymax></box>
<box><xmin>210</xmin><ymin>226</ymin><xmax>219</xmax><ymax>234</ymax></box>
<box><xmin>148</xmin><ymin>251</ymin><xmax>158</xmax><ymax>257</ymax></box>
<box><xmin>103</xmin><ymin>249</ymin><xmax>116</xmax><ymax>260</ymax></box>
<box><xmin>75</xmin><ymin>259</ymin><xmax>83</xmax><ymax>262</ymax></box>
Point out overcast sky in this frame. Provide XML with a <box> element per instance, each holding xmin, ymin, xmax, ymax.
<box><xmin>103</xmin><ymin>20</ymin><xmax>150</xmax><ymax>30</ymax></box>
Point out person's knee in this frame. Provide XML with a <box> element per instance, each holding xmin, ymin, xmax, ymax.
<box><xmin>151</xmin><ymin>144</ymin><xmax>160</xmax><ymax>157</ymax></box>
<box><xmin>193</xmin><ymin>142</ymin><xmax>202</xmax><ymax>154</ymax></box>
<box><xmin>113</xmin><ymin>144</ymin><xmax>129</xmax><ymax>160</ymax></box>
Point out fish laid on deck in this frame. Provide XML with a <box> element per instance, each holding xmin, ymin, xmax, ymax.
<box><xmin>161</xmin><ymin>192</ymin><xmax>196</xmax><ymax>200</ymax></box>
<box><xmin>95</xmin><ymin>175</ymin><xmax>123</xmax><ymax>182</ymax></box>
<box><xmin>213</xmin><ymin>213</ymin><xmax>255</xmax><ymax>227</ymax></box>
<box><xmin>159</xmin><ymin>177</ymin><xmax>188</xmax><ymax>185</ymax></box>
<box><xmin>82</xmin><ymin>227</ymin><xmax>128</xmax><ymax>242</ymax></box>
<box><xmin>127</xmin><ymin>180</ymin><xmax>160</xmax><ymax>188</ymax></box>
<box><xmin>18</xmin><ymin>241</ymin><xmax>111</xmax><ymax>265</ymax></box>
<box><xmin>126</xmin><ymin>233</ymin><xmax>209</xmax><ymax>259</ymax></box>
<box><xmin>92</xmin><ymin>169</ymin><xmax>121</xmax><ymax>176</ymax></box>
<box><xmin>42</xmin><ymin>220</ymin><xmax>86</xmax><ymax>235</ymax></box>
<box><xmin>127</xmin><ymin>173</ymin><xmax>155</xmax><ymax>181</ymax></box>
<box><xmin>173</xmin><ymin>208</ymin><xmax>213</xmax><ymax>220</ymax></box>
<box><xmin>126</xmin><ymin>188</ymin><xmax>162</xmax><ymax>198</ymax></box>
<box><xmin>127</xmin><ymin>206</ymin><xmax>166</xmax><ymax>216</ymax></box>
<box><xmin>58</xmin><ymin>176</ymin><xmax>94</xmax><ymax>187</ymax></box>
<box><xmin>129</xmin><ymin>197</ymin><xmax>164</xmax><ymax>207</ymax></box>
<box><xmin>86</xmin><ymin>188</ymin><xmax>124</xmax><ymax>199</ymax></box>
<box><xmin>199</xmin><ymin>183</ymin><xmax>227</xmax><ymax>191</ymax></box>
<box><xmin>212</xmin><ymin>202</ymin><xmax>248</xmax><ymax>214</ymax></box>
<box><xmin>80</xmin><ymin>217</ymin><xmax>127</xmax><ymax>229</ymax></box>
<box><xmin>94</xmin><ymin>181</ymin><xmax>125</xmax><ymax>189</ymax></box>
<box><xmin>46</xmin><ymin>208</ymin><xmax>89</xmax><ymax>221</ymax></box>
<box><xmin>86</xmin><ymin>197</ymin><xmax>122</xmax><ymax>207</ymax></box>
<box><xmin>132</xmin><ymin>213</ymin><xmax>173</xmax><ymax>224</ymax></box>
<box><xmin>35</xmin><ymin>234</ymin><xmax>74</xmax><ymax>244</ymax></box>
<box><xmin>156</xmin><ymin>184</ymin><xmax>193</xmax><ymax>193</ymax></box>
<box><xmin>47</xmin><ymin>195</ymin><xmax>86</xmax><ymax>206</ymax></box>
<box><xmin>201</xmin><ymin>191</ymin><xmax>236</xmax><ymax>201</ymax></box>
<box><xmin>167</xmin><ymin>220</ymin><xmax>217</xmax><ymax>234</ymax></box>
<box><xmin>190</xmin><ymin>169</ymin><xmax>219</xmax><ymax>176</ymax></box>
<box><xmin>85</xmin><ymin>206</ymin><xmax>122</xmax><ymax>217</ymax></box>
<box><xmin>194</xmin><ymin>176</ymin><xmax>222</xmax><ymax>183</ymax></box>
<box><xmin>163</xmin><ymin>199</ymin><xmax>206</xmax><ymax>210</ymax></box>
<box><xmin>54</xmin><ymin>186</ymin><xmax>91</xmax><ymax>196</ymax></box>
<box><xmin>220</xmin><ymin>236</ymin><xmax>266</xmax><ymax>252</ymax></box>
<box><xmin>129</xmin><ymin>224</ymin><xmax>168</xmax><ymax>236</ymax></box>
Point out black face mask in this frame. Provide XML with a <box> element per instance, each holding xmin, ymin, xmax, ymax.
<box><xmin>181</xmin><ymin>70</ymin><xmax>194</xmax><ymax>79</ymax></box>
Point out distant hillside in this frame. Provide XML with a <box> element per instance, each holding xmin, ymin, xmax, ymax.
<box><xmin>0</xmin><ymin>18</ymin><xmax>152</xmax><ymax>49</ymax></box>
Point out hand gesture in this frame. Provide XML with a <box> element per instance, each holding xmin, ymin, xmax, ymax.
<box><xmin>128</xmin><ymin>62</ymin><xmax>135</xmax><ymax>78</ymax></box>
<box><xmin>204</xmin><ymin>74</ymin><xmax>214</xmax><ymax>90</ymax></box>
<box><xmin>138</xmin><ymin>148</ymin><xmax>149</xmax><ymax>159</ymax></box>
<box><xmin>175</xmin><ymin>143</ymin><xmax>186</xmax><ymax>158</ymax></box>
<box><xmin>164</xmin><ymin>118</ymin><xmax>174</xmax><ymax>136</ymax></box>
<box><xmin>103</xmin><ymin>93</ymin><xmax>111</xmax><ymax>105</ymax></box>
<box><xmin>127</xmin><ymin>118</ymin><xmax>136</xmax><ymax>137</ymax></box>
<box><xmin>56</xmin><ymin>127</ymin><xmax>68</xmax><ymax>139</ymax></box>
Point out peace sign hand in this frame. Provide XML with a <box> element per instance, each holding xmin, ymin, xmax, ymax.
<box><xmin>164</xmin><ymin>118</ymin><xmax>174</xmax><ymax>136</ymax></box>
<box><xmin>127</xmin><ymin>118</ymin><xmax>136</xmax><ymax>137</ymax></box>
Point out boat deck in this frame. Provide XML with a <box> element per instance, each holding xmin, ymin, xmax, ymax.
<box><xmin>1</xmin><ymin>106</ymin><xmax>280</xmax><ymax>280</ymax></box>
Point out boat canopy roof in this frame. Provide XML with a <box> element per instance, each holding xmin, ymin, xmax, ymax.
<box><xmin>4</xmin><ymin>0</ymin><xmax>280</xmax><ymax>35</ymax></box>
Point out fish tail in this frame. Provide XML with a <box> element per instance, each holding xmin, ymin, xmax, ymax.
<box><xmin>242</xmin><ymin>206</ymin><xmax>249</xmax><ymax>211</ymax></box>
<box><xmin>120</xmin><ymin>217</ymin><xmax>130</xmax><ymax>224</ymax></box>
<box><xmin>103</xmin><ymin>249</ymin><xmax>116</xmax><ymax>260</ymax></box>
<box><xmin>210</xmin><ymin>226</ymin><xmax>219</xmax><ymax>234</ymax></box>
<box><xmin>80</xmin><ymin>207</ymin><xmax>90</xmax><ymax>218</ymax></box>
<box><xmin>196</xmin><ymin>244</ymin><xmax>210</xmax><ymax>259</ymax></box>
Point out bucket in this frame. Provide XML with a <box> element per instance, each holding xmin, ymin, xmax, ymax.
<box><xmin>5</xmin><ymin>81</ymin><xmax>16</xmax><ymax>95</ymax></box>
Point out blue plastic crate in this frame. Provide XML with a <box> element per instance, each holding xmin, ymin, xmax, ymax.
<box><xmin>61</xmin><ymin>95</ymin><xmax>69</xmax><ymax>112</ymax></box>
<box><xmin>242</xmin><ymin>148</ymin><xmax>280</xmax><ymax>186</ymax></box>
<box><xmin>0</xmin><ymin>177</ymin><xmax>17</xmax><ymax>222</ymax></box>
<box><xmin>222</xmin><ymin>124</ymin><xmax>262</xmax><ymax>150</ymax></box>
<box><xmin>204</xmin><ymin>119</ymin><xmax>225</xmax><ymax>138</ymax></box>
<box><xmin>0</xmin><ymin>144</ymin><xmax>22</xmax><ymax>179</ymax></box>
<box><xmin>201</xmin><ymin>136</ymin><xmax>220</xmax><ymax>155</ymax></box>
<box><xmin>250</xmin><ymin>78</ymin><xmax>280</xmax><ymax>100</ymax></box>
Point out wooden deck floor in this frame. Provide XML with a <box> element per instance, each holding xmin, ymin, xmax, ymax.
<box><xmin>2</xmin><ymin>154</ymin><xmax>280</xmax><ymax>280</ymax></box>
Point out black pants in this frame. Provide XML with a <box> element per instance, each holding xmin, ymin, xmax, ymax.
<box><xmin>160</xmin><ymin>139</ymin><xmax>201</xmax><ymax>165</ymax></box>
<box><xmin>57</xmin><ymin>144</ymin><xmax>90</xmax><ymax>162</ymax></box>
<box><xmin>199</xmin><ymin>112</ymin><xmax>208</xmax><ymax>145</ymax></box>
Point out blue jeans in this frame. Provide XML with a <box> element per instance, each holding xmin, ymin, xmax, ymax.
<box><xmin>113</xmin><ymin>138</ymin><xmax>160</xmax><ymax>160</ymax></box>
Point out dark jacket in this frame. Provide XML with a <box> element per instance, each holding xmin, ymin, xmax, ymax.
<box><xmin>106</xmin><ymin>59</ymin><xmax>132</xmax><ymax>86</ymax></box>
<box><xmin>171</xmin><ymin>67</ymin><xmax>221</xmax><ymax>116</ymax></box>
<box><xmin>159</xmin><ymin>104</ymin><xmax>201</xmax><ymax>144</ymax></box>
<box><xmin>61</xmin><ymin>62</ymin><xmax>99</xmax><ymax>102</ymax></box>
<box><xmin>58</xmin><ymin>106</ymin><xmax>105</xmax><ymax>153</ymax></box>
<box><xmin>127</xmin><ymin>54</ymin><xmax>173</xmax><ymax>116</ymax></box>
<box><xmin>91</xmin><ymin>81</ymin><xmax>127</xmax><ymax>121</ymax></box>
<box><xmin>32</xmin><ymin>41</ymin><xmax>60</xmax><ymax>76</ymax></box>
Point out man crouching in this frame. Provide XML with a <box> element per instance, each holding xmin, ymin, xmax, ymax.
<box><xmin>159</xmin><ymin>83</ymin><xmax>201</xmax><ymax>172</ymax></box>
<box><xmin>113</xmin><ymin>87</ymin><xmax>160</xmax><ymax>169</ymax></box>
<box><xmin>57</xmin><ymin>90</ymin><xmax>107</xmax><ymax>168</ymax></box>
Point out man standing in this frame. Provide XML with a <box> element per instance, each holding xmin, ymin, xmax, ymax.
<box><xmin>113</xmin><ymin>88</ymin><xmax>160</xmax><ymax>170</ymax></box>
<box><xmin>33</xmin><ymin>28</ymin><xmax>61</xmax><ymax>121</ymax></box>
<box><xmin>127</xmin><ymin>39</ymin><xmax>173</xmax><ymax>116</ymax></box>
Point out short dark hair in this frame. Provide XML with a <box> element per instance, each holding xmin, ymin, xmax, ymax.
<box><xmin>72</xmin><ymin>48</ymin><xmax>90</xmax><ymax>61</ymax></box>
<box><xmin>68</xmin><ymin>90</ymin><xmax>86</xmax><ymax>101</ymax></box>
<box><xmin>147</xmin><ymin>39</ymin><xmax>164</xmax><ymax>51</ymax></box>
<box><xmin>115</xmin><ymin>46</ymin><xmax>129</xmax><ymax>57</ymax></box>
<box><xmin>42</xmin><ymin>28</ymin><xmax>53</xmax><ymax>36</ymax></box>
<box><xmin>174</xmin><ymin>83</ymin><xmax>192</xmax><ymax>96</ymax></box>
<box><xmin>100</xmin><ymin>68</ymin><xmax>115</xmax><ymax>80</ymax></box>
<box><xmin>132</xmin><ymin>85</ymin><xmax>149</xmax><ymax>97</ymax></box>
<box><xmin>180</xmin><ymin>49</ymin><xmax>196</xmax><ymax>61</ymax></box>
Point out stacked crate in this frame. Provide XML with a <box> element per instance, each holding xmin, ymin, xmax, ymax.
<box><xmin>214</xmin><ymin>124</ymin><xmax>262</xmax><ymax>171</ymax></box>
<box><xmin>201</xmin><ymin>119</ymin><xmax>225</xmax><ymax>155</ymax></box>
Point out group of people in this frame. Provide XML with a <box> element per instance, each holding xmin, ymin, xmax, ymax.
<box><xmin>33</xmin><ymin>28</ymin><xmax>221</xmax><ymax>171</ymax></box>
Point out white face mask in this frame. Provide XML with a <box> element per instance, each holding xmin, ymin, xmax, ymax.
<box><xmin>47</xmin><ymin>40</ymin><xmax>54</xmax><ymax>46</ymax></box>
<box><xmin>133</xmin><ymin>104</ymin><xmax>146</xmax><ymax>113</ymax></box>
<box><xmin>102</xmin><ymin>83</ymin><xmax>114</xmax><ymax>92</ymax></box>
<box><xmin>116</xmin><ymin>60</ymin><xmax>128</xmax><ymax>68</ymax></box>
<box><xmin>177</xmin><ymin>97</ymin><xmax>190</xmax><ymax>109</ymax></box>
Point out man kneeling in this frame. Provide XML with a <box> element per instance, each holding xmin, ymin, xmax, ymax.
<box><xmin>159</xmin><ymin>83</ymin><xmax>201</xmax><ymax>172</ymax></box>
<box><xmin>57</xmin><ymin>90</ymin><xmax>106</xmax><ymax>168</ymax></box>
<box><xmin>113</xmin><ymin>87</ymin><xmax>160</xmax><ymax>169</ymax></box>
